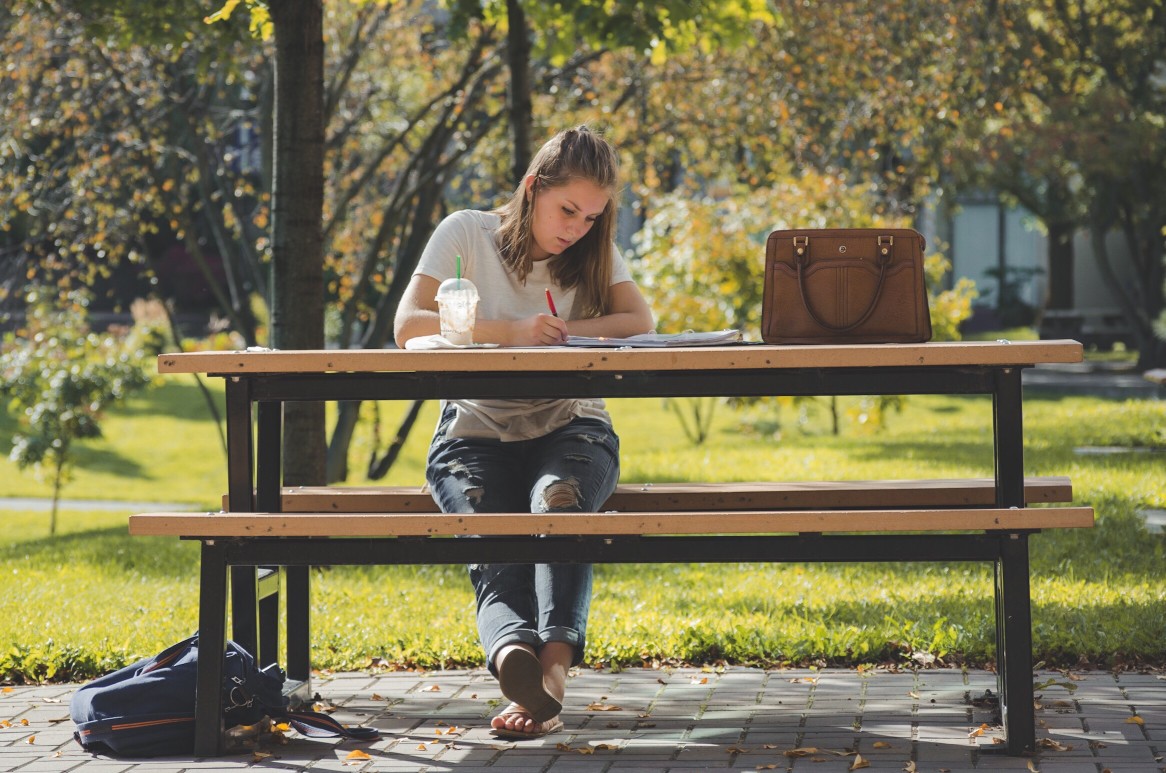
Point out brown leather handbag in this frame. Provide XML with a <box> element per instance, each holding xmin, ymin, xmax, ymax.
<box><xmin>761</xmin><ymin>228</ymin><xmax>932</xmax><ymax>344</ymax></box>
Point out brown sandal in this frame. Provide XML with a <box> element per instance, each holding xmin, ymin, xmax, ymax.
<box><xmin>496</xmin><ymin>647</ymin><xmax>561</xmax><ymax>723</ymax></box>
<box><xmin>490</xmin><ymin>704</ymin><xmax>564</xmax><ymax>740</ymax></box>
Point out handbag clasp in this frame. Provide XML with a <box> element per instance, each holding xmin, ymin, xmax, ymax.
<box><xmin>793</xmin><ymin>236</ymin><xmax>809</xmax><ymax>264</ymax></box>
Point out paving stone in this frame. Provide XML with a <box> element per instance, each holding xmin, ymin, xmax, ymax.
<box><xmin>6</xmin><ymin>667</ymin><xmax>1166</xmax><ymax>772</ymax></box>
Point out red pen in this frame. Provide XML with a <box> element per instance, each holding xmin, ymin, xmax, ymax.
<box><xmin>545</xmin><ymin>288</ymin><xmax>559</xmax><ymax>317</ymax></box>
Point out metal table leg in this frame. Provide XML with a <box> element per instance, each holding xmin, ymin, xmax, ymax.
<box><xmin>992</xmin><ymin>366</ymin><xmax>1035</xmax><ymax>754</ymax></box>
<box><xmin>194</xmin><ymin>540</ymin><xmax>228</xmax><ymax>757</ymax></box>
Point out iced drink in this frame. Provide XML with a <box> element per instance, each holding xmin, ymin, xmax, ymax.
<box><xmin>435</xmin><ymin>277</ymin><xmax>479</xmax><ymax>345</ymax></box>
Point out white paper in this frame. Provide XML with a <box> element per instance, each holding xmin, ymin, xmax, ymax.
<box><xmin>561</xmin><ymin>330</ymin><xmax>744</xmax><ymax>348</ymax></box>
<box><xmin>403</xmin><ymin>335</ymin><xmax>499</xmax><ymax>350</ymax></box>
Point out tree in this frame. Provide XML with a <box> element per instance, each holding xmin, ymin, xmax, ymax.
<box><xmin>445</xmin><ymin>0</ymin><xmax>772</xmax><ymax>184</ymax></box>
<box><xmin>1</xmin><ymin>290</ymin><xmax>152</xmax><ymax>534</ymax></box>
<box><xmin>267</xmin><ymin>0</ymin><xmax>327</xmax><ymax>485</ymax></box>
<box><xmin>962</xmin><ymin>0</ymin><xmax>1166</xmax><ymax>364</ymax></box>
<box><xmin>1</xmin><ymin>1</ymin><xmax>269</xmax><ymax>343</ymax></box>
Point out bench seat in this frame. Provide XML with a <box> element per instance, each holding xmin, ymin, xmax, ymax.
<box><xmin>129</xmin><ymin>505</ymin><xmax>1094</xmax><ymax>538</ymax></box>
<box><xmin>229</xmin><ymin>475</ymin><xmax>1073</xmax><ymax>514</ymax></box>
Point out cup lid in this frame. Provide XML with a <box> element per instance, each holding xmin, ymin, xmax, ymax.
<box><xmin>435</xmin><ymin>277</ymin><xmax>479</xmax><ymax>300</ymax></box>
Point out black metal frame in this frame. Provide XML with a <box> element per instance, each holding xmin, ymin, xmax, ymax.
<box><xmin>192</xmin><ymin>362</ymin><xmax>1036</xmax><ymax>756</ymax></box>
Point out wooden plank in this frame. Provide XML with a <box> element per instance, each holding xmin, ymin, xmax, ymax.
<box><xmin>260</xmin><ymin>476</ymin><xmax>1073</xmax><ymax>514</ymax></box>
<box><xmin>130</xmin><ymin>506</ymin><xmax>1095</xmax><ymax>538</ymax></box>
<box><xmin>157</xmin><ymin>340</ymin><xmax>1084</xmax><ymax>375</ymax></box>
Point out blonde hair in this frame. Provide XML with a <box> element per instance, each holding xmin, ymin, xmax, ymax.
<box><xmin>494</xmin><ymin>125</ymin><xmax>620</xmax><ymax>318</ymax></box>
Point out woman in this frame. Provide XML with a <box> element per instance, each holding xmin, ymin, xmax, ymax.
<box><xmin>394</xmin><ymin>126</ymin><xmax>654</xmax><ymax>739</ymax></box>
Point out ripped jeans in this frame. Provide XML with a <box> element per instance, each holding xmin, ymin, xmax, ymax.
<box><xmin>425</xmin><ymin>405</ymin><xmax>620</xmax><ymax>674</ymax></box>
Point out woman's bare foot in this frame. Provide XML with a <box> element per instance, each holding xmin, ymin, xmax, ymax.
<box><xmin>490</xmin><ymin>642</ymin><xmax>573</xmax><ymax>738</ymax></box>
<box><xmin>495</xmin><ymin>644</ymin><xmax>561</xmax><ymax>722</ymax></box>
<box><xmin>490</xmin><ymin>702</ymin><xmax>563</xmax><ymax>738</ymax></box>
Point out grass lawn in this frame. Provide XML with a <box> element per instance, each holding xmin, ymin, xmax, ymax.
<box><xmin>1</xmin><ymin>373</ymin><xmax>1164</xmax><ymax>683</ymax></box>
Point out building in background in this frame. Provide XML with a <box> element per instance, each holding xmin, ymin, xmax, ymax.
<box><xmin>924</xmin><ymin>194</ymin><xmax>1138</xmax><ymax>349</ymax></box>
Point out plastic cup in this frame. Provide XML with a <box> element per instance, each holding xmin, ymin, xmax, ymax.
<box><xmin>435</xmin><ymin>277</ymin><xmax>479</xmax><ymax>345</ymax></box>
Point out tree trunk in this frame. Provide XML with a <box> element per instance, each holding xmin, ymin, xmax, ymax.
<box><xmin>506</xmin><ymin>0</ymin><xmax>532</xmax><ymax>184</ymax></box>
<box><xmin>270</xmin><ymin>0</ymin><xmax>326</xmax><ymax>486</ymax></box>
<box><xmin>50</xmin><ymin>455</ymin><xmax>63</xmax><ymax>537</ymax></box>
<box><xmin>367</xmin><ymin>400</ymin><xmax>426</xmax><ymax>480</ymax></box>
<box><xmin>1044</xmin><ymin>220</ymin><xmax>1075</xmax><ymax>310</ymax></box>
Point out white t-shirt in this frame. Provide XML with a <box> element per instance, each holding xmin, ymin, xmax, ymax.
<box><xmin>414</xmin><ymin>209</ymin><xmax>633</xmax><ymax>441</ymax></box>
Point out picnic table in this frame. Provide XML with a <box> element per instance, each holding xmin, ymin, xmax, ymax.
<box><xmin>131</xmin><ymin>339</ymin><xmax>1094</xmax><ymax>755</ymax></box>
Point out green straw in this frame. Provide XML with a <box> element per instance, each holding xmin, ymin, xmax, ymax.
<box><xmin>456</xmin><ymin>254</ymin><xmax>462</xmax><ymax>289</ymax></box>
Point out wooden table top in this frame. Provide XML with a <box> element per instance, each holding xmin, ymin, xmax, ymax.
<box><xmin>157</xmin><ymin>339</ymin><xmax>1083</xmax><ymax>375</ymax></box>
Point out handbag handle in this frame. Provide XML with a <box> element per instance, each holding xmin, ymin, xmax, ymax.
<box><xmin>793</xmin><ymin>235</ymin><xmax>892</xmax><ymax>332</ymax></box>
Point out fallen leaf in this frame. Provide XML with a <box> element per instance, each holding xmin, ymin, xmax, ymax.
<box><xmin>575</xmin><ymin>747</ymin><xmax>595</xmax><ymax>755</ymax></box>
<box><xmin>785</xmin><ymin>746</ymin><xmax>820</xmax><ymax>757</ymax></box>
<box><xmin>1038</xmin><ymin>738</ymin><xmax>1072</xmax><ymax>751</ymax></box>
<box><xmin>1126</xmin><ymin>715</ymin><xmax>1145</xmax><ymax>725</ymax></box>
<box><xmin>903</xmin><ymin>763</ymin><xmax>917</xmax><ymax>773</ymax></box>
<box><xmin>968</xmin><ymin>726</ymin><xmax>984</xmax><ymax>738</ymax></box>
<box><xmin>415</xmin><ymin>743</ymin><xmax>427</xmax><ymax>751</ymax></box>
<box><xmin>872</xmin><ymin>741</ymin><xmax>892</xmax><ymax>749</ymax></box>
<box><xmin>20</xmin><ymin>719</ymin><xmax>29</xmax><ymax>726</ymax></box>
<box><xmin>593</xmin><ymin>742</ymin><xmax>619</xmax><ymax>750</ymax></box>
<box><xmin>756</xmin><ymin>765</ymin><xmax>781</xmax><ymax>771</ymax></box>
<box><xmin>1026</xmin><ymin>761</ymin><xmax>1039</xmax><ymax>772</ymax></box>
<box><xmin>691</xmin><ymin>676</ymin><xmax>709</xmax><ymax>685</ymax></box>
<box><xmin>783</xmin><ymin>746</ymin><xmax>849</xmax><ymax>758</ymax></box>
<box><xmin>1089</xmin><ymin>740</ymin><xmax>1107</xmax><ymax>750</ymax></box>
<box><xmin>850</xmin><ymin>753</ymin><xmax>870</xmax><ymax>770</ymax></box>
<box><xmin>907</xmin><ymin>691</ymin><xmax>920</xmax><ymax>699</ymax></box>
<box><xmin>345</xmin><ymin>749</ymin><xmax>371</xmax><ymax>761</ymax></box>
<box><xmin>585</xmin><ymin>702</ymin><xmax>623</xmax><ymax>711</ymax></box>
<box><xmin>0</xmin><ymin>720</ymin><xmax>10</xmax><ymax>728</ymax></box>
<box><xmin>371</xmin><ymin>693</ymin><xmax>384</xmax><ymax>700</ymax></box>
<box><xmin>251</xmin><ymin>752</ymin><xmax>272</xmax><ymax>762</ymax></box>
<box><xmin>421</xmin><ymin>684</ymin><xmax>441</xmax><ymax>692</ymax></box>
<box><xmin>1</xmin><ymin>687</ymin><xmax>12</xmax><ymax>693</ymax></box>
<box><xmin>26</xmin><ymin>736</ymin><xmax>35</xmax><ymax>744</ymax></box>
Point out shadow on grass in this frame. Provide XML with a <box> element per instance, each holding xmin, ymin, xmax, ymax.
<box><xmin>66</xmin><ymin>443</ymin><xmax>149</xmax><ymax>479</ymax></box>
<box><xmin>0</xmin><ymin>525</ymin><xmax>198</xmax><ymax>578</ymax></box>
<box><xmin>109</xmin><ymin>378</ymin><xmax>225</xmax><ymax>421</ymax></box>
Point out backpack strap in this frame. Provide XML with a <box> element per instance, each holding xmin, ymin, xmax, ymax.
<box><xmin>280</xmin><ymin>709</ymin><xmax>380</xmax><ymax>740</ymax></box>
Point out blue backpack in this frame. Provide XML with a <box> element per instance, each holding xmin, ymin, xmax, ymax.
<box><xmin>71</xmin><ymin>634</ymin><xmax>378</xmax><ymax>757</ymax></box>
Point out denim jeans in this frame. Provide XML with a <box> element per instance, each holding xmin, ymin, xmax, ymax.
<box><xmin>426</xmin><ymin>405</ymin><xmax>620</xmax><ymax>674</ymax></box>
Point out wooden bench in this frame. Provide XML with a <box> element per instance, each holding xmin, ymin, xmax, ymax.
<box><xmin>135</xmin><ymin>502</ymin><xmax>1093</xmax><ymax>537</ymax></box>
<box><xmin>234</xmin><ymin>475</ymin><xmax>1076</xmax><ymax>513</ymax></box>
<box><xmin>137</xmin><ymin>341</ymin><xmax>1092</xmax><ymax>756</ymax></box>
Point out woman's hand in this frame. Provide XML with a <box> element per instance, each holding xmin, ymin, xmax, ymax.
<box><xmin>506</xmin><ymin>313</ymin><xmax>569</xmax><ymax>346</ymax></box>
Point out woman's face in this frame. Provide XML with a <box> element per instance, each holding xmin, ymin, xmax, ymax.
<box><xmin>526</xmin><ymin>176</ymin><xmax>610</xmax><ymax>261</ymax></box>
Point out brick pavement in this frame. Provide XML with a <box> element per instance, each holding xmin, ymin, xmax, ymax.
<box><xmin>2</xmin><ymin>667</ymin><xmax>1163</xmax><ymax>772</ymax></box>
